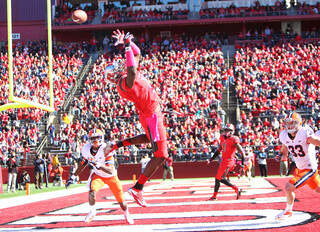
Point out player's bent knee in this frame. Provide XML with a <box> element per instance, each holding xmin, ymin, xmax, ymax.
<box><xmin>285</xmin><ymin>182</ymin><xmax>295</xmax><ymax>193</ymax></box>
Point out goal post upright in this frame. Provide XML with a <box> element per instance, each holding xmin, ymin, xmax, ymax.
<box><xmin>0</xmin><ymin>0</ymin><xmax>55</xmax><ymax>112</ymax></box>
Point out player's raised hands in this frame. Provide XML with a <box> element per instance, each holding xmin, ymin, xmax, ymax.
<box><xmin>124</xmin><ymin>32</ymin><xmax>134</xmax><ymax>47</ymax></box>
<box><xmin>112</xmin><ymin>29</ymin><xmax>125</xmax><ymax>46</ymax></box>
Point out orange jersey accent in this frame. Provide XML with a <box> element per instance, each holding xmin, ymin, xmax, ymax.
<box><xmin>117</xmin><ymin>72</ymin><xmax>160</xmax><ymax>117</ymax></box>
<box><xmin>89</xmin><ymin>174</ymin><xmax>124</xmax><ymax>203</ymax></box>
<box><xmin>289</xmin><ymin>169</ymin><xmax>320</xmax><ymax>190</ymax></box>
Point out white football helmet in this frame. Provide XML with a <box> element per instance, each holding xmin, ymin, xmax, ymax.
<box><xmin>224</xmin><ymin>123</ymin><xmax>235</xmax><ymax>137</ymax></box>
<box><xmin>88</xmin><ymin>128</ymin><xmax>104</xmax><ymax>147</ymax></box>
<box><xmin>104</xmin><ymin>60</ymin><xmax>125</xmax><ymax>84</ymax></box>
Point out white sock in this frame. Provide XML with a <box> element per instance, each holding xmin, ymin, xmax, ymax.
<box><xmin>90</xmin><ymin>205</ymin><xmax>96</xmax><ymax>212</ymax></box>
<box><xmin>285</xmin><ymin>204</ymin><xmax>293</xmax><ymax>212</ymax></box>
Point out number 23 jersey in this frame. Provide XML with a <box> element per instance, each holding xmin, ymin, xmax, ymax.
<box><xmin>279</xmin><ymin>125</ymin><xmax>317</xmax><ymax>170</ymax></box>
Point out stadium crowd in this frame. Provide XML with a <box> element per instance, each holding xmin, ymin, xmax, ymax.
<box><xmin>0</xmin><ymin>40</ymin><xmax>87</xmax><ymax>166</ymax></box>
<box><xmin>53</xmin><ymin>0</ymin><xmax>320</xmax><ymax>26</ymax></box>
<box><xmin>1</xmin><ymin>27</ymin><xmax>320</xmax><ymax>169</ymax></box>
<box><xmin>233</xmin><ymin>41</ymin><xmax>320</xmax><ymax>158</ymax></box>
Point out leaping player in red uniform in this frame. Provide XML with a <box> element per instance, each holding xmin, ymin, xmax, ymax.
<box><xmin>104</xmin><ymin>30</ymin><xmax>168</xmax><ymax>207</ymax></box>
<box><xmin>207</xmin><ymin>123</ymin><xmax>246</xmax><ymax>200</ymax></box>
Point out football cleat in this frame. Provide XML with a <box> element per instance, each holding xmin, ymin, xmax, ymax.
<box><xmin>128</xmin><ymin>188</ymin><xmax>147</xmax><ymax>207</ymax></box>
<box><xmin>236</xmin><ymin>188</ymin><xmax>242</xmax><ymax>200</ymax></box>
<box><xmin>275</xmin><ymin>210</ymin><xmax>293</xmax><ymax>220</ymax></box>
<box><xmin>124</xmin><ymin>209</ymin><xmax>134</xmax><ymax>225</ymax></box>
<box><xmin>84</xmin><ymin>209</ymin><xmax>96</xmax><ymax>223</ymax></box>
<box><xmin>207</xmin><ymin>196</ymin><xmax>217</xmax><ymax>201</ymax></box>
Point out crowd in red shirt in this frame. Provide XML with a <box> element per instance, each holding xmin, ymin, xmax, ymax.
<box><xmin>234</xmin><ymin>42</ymin><xmax>320</xmax><ymax>155</ymax></box>
<box><xmin>2</xmin><ymin>35</ymin><xmax>320</xmax><ymax>164</ymax></box>
<box><xmin>0</xmin><ymin>40</ymin><xmax>86</xmax><ymax>165</ymax></box>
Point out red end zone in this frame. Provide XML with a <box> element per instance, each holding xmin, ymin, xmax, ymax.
<box><xmin>0</xmin><ymin>177</ymin><xmax>319</xmax><ymax>232</ymax></box>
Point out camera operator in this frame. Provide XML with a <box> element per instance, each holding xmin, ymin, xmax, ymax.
<box><xmin>19</xmin><ymin>170</ymin><xmax>30</xmax><ymax>190</ymax></box>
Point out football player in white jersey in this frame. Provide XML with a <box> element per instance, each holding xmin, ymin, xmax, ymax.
<box><xmin>65</xmin><ymin>128</ymin><xmax>134</xmax><ymax>224</ymax></box>
<box><xmin>275</xmin><ymin>112</ymin><xmax>320</xmax><ymax>220</ymax></box>
<box><xmin>243</xmin><ymin>147</ymin><xmax>254</xmax><ymax>180</ymax></box>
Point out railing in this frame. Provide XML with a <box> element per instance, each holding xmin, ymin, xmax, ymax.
<box><xmin>130</xmin><ymin>3</ymin><xmax>188</xmax><ymax>12</ymax></box>
<box><xmin>63</xmin><ymin>56</ymin><xmax>92</xmax><ymax>112</ymax></box>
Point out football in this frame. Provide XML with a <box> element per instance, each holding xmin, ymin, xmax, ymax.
<box><xmin>72</xmin><ymin>10</ymin><xmax>87</xmax><ymax>24</ymax></box>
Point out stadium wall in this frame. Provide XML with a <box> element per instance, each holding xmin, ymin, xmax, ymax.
<box><xmin>1</xmin><ymin>159</ymin><xmax>282</xmax><ymax>185</ymax></box>
<box><xmin>0</xmin><ymin>21</ymin><xmax>47</xmax><ymax>42</ymax></box>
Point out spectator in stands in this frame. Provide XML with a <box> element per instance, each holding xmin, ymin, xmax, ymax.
<box><xmin>49</xmin><ymin>123</ymin><xmax>55</xmax><ymax>145</ymax></box>
<box><xmin>43</xmin><ymin>152</ymin><xmax>52</xmax><ymax>188</ymax></box>
<box><xmin>52</xmin><ymin>153</ymin><xmax>60</xmax><ymax>167</ymax></box>
<box><xmin>140</xmin><ymin>154</ymin><xmax>150</xmax><ymax>174</ymax></box>
<box><xmin>65</xmin><ymin>147</ymin><xmax>73</xmax><ymax>165</ymax></box>
<box><xmin>90</xmin><ymin>36</ymin><xmax>98</xmax><ymax>52</ymax></box>
<box><xmin>33</xmin><ymin>153</ymin><xmax>45</xmax><ymax>189</ymax></box>
<box><xmin>163</xmin><ymin>154</ymin><xmax>174</xmax><ymax>181</ymax></box>
<box><xmin>62</xmin><ymin>113</ymin><xmax>71</xmax><ymax>125</ymax></box>
<box><xmin>71</xmin><ymin>137</ymin><xmax>82</xmax><ymax>162</ymax></box>
<box><xmin>258</xmin><ymin>146</ymin><xmax>268</xmax><ymax>177</ymax></box>
<box><xmin>279</xmin><ymin>152</ymin><xmax>288</xmax><ymax>177</ymax></box>
<box><xmin>6</xmin><ymin>151</ymin><xmax>18</xmax><ymax>193</ymax></box>
<box><xmin>18</xmin><ymin>170</ymin><xmax>30</xmax><ymax>190</ymax></box>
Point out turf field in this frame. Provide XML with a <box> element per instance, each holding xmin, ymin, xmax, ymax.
<box><xmin>0</xmin><ymin>177</ymin><xmax>319</xmax><ymax>231</ymax></box>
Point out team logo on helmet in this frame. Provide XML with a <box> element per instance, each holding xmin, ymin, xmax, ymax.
<box><xmin>284</xmin><ymin>112</ymin><xmax>302</xmax><ymax>134</ymax></box>
<box><xmin>104</xmin><ymin>60</ymin><xmax>125</xmax><ymax>84</ymax></box>
<box><xmin>88</xmin><ymin>128</ymin><xmax>104</xmax><ymax>147</ymax></box>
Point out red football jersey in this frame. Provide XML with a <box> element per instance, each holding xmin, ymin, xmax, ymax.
<box><xmin>219</xmin><ymin>134</ymin><xmax>240</xmax><ymax>162</ymax></box>
<box><xmin>117</xmin><ymin>72</ymin><xmax>160</xmax><ymax>117</ymax></box>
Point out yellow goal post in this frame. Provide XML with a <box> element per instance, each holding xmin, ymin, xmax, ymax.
<box><xmin>0</xmin><ymin>0</ymin><xmax>54</xmax><ymax>112</ymax></box>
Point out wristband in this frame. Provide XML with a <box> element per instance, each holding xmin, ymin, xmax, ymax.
<box><xmin>131</xmin><ymin>42</ymin><xmax>140</xmax><ymax>55</ymax></box>
<box><xmin>126</xmin><ymin>49</ymin><xmax>136</xmax><ymax>67</ymax></box>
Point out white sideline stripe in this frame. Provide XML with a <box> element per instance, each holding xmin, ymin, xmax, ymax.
<box><xmin>45</xmin><ymin>196</ymin><xmax>287</xmax><ymax>215</ymax></box>
<box><xmin>0</xmin><ymin>185</ymin><xmax>93</xmax><ymax>210</ymax></box>
<box><xmin>0</xmin><ymin>178</ymin><xmax>275</xmax><ymax>210</ymax></box>
<box><xmin>8</xmin><ymin>209</ymin><xmax>308</xmax><ymax>227</ymax></box>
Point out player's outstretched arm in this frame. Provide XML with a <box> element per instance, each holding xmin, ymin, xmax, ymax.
<box><xmin>308</xmin><ymin>134</ymin><xmax>320</xmax><ymax>147</ymax></box>
<box><xmin>88</xmin><ymin>158</ymin><xmax>114</xmax><ymax>175</ymax></box>
<box><xmin>123</xmin><ymin>32</ymin><xmax>139</xmax><ymax>89</ymax></box>
<box><xmin>65</xmin><ymin>160</ymin><xmax>86</xmax><ymax>189</ymax></box>
<box><xmin>207</xmin><ymin>145</ymin><xmax>222</xmax><ymax>164</ymax></box>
